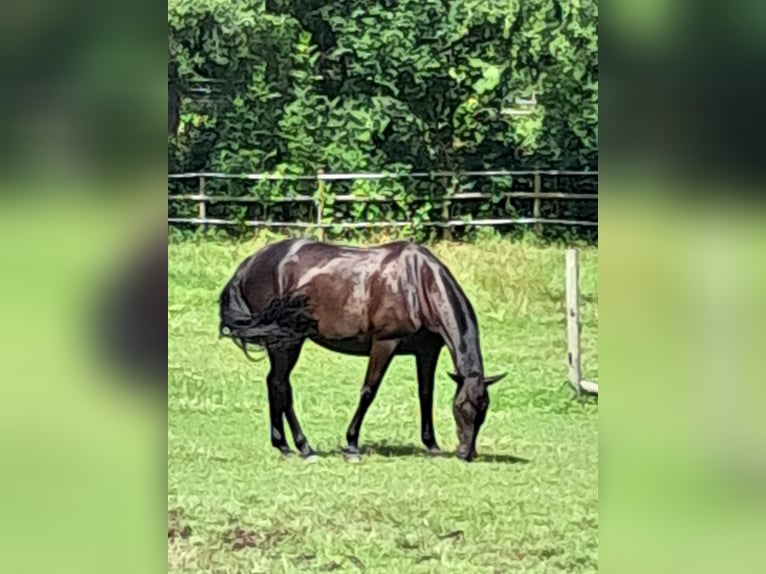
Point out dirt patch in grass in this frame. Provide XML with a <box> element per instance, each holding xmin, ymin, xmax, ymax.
<box><xmin>167</xmin><ymin>508</ymin><xmax>192</xmax><ymax>541</ymax></box>
<box><xmin>220</xmin><ymin>524</ymin><xmax>288</xmax><ymax>552</ymax></box>
<box><xmin>221</xmin><ymin>527</ymin><xmax>259</xmax><ymax>551</ymax></box>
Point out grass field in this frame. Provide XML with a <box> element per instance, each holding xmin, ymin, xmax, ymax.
<box><xmin>168</xmin><ymin>235</ymin><xmax>598</xmax><ymax>573</ymax></box>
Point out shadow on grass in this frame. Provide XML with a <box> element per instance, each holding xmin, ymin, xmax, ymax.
<box><xmin>310</xmin><ymin>441</ymin><xmax>530</xmax><ymax>465</ymax></box>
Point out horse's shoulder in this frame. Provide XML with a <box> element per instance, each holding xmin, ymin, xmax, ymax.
<box><xmin>402</xmin><ymin>242</ymin><xmax>438</xmax><ymax>261</ymax></box>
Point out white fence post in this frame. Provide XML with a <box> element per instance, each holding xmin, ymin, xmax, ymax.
<box><xmin>316</xmin><ymin>169</ymin><xmax>326</xmax><ymax>241</ymax></box>
<box><xmin>533</xmin><ymin>172</ymin><xmax>542</xmax><ymax>236</ymax></box>
<box><xmin>198</xmin><ymin>176</ymin><xmax>207</xmax><ymax>229</ymax></box>
<box><xmin>566</xmin><ymin>248</ymin><xmax>598</xmax><ymax>396</ymax></box>
<box><xmin>566</xmin><ymin>249</ymin><xmax>582</xmax><ymax>395</ymax></box>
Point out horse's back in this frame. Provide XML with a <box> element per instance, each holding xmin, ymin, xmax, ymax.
<box><xmin>288</xmin><ymin>240</ymin><xmax>432</xmax><ymax>340</ymax></box>
<box><xmin>230</xmin><ymin>239</ymin><xmax>445</xmax><ymax>349</ymax></box>
<box><xmin>222</xmin><ymin>239</ymin><xmax>460</xmax><ymax>354</ymax></box>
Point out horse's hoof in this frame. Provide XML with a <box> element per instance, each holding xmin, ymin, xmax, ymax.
<box><xmin>298</xmin><ymin>445</ymin><xmax>316</xmax><ymax>458</ymax></box>
<box><xmin>426</xmin><ymin>446</ymin><xmax>443</xmax><ymax>456</ymax></box>
<box><xmin>303</xmin><ymin>453</ymin><xmax>319</xmax><ymax>463</ymax></box>
<box><xmin>343</xmin><ymin>447</ymin><xmax>361</xmax><ymax>462</ymax></box>
<box><xmin>455</xmin><ymin>448</ymin><xmax>474</xmax><ymax>462</ymax></box>
<box><xmin>278</xmin><ymin>448</ymin><xmax>294</xmax><ymax>457</ymax></box>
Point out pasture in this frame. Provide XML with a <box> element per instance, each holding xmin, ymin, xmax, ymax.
<box><xmin>168</xmin><ymin>235</ymin><xmax>598</xmax><ymax>573</ymax></box>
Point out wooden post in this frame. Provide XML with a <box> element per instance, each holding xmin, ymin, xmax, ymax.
<box><xmin>441</xmin><ymin>201</ymin><xmax>452</xmax><ymax>240</ymax></box>
<box><xmin>198</xmin><ymin>176</ymin><xmax>207</xmax><ymax>230</ymax></box>
<box><xmin>533</xmin><ymin>172</ymin><xmax>542</xmax><ymax>236</ymax></box>
<box><xmin>443</xmin><ymin>178</ymin><xmax>456</xmax><ymax>241</ymax></box>
<box><xmin>565</xmin><ymin>248</ymin><xmax>598</xmax><ymax>396</ymax></box>
<box><xmin>565</xmin><ymin>249</ymin><xmax>581</xmax><ymax>396</ymax></box>
<box><xmin>316</xmin><ymin>170</ymin><xmax>326</xmax><ymax>241</ymax></box>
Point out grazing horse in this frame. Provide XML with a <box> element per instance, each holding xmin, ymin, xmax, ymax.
<box><xmin>218</xmin><ymin>239</ymin><xmax>506</xmax><ymax>461</ymax></box>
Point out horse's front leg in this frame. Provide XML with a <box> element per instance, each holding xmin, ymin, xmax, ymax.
<box><xmin>416</xmin><ymin>346</ymin><xmax>442</xmax><ymax>455</ymax></box>
<box><xmin>345</xmin><ymin>339</ymin><xmax>398</xmax><ymax>455</ymax></box>
<box><xmin>266</xmin><ymin>344</ymin><xmax>314</xmax><ymax>457</ymax></box>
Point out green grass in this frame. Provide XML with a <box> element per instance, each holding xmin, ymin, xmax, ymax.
<box><xmin>168</xmin><ymin>235</ymin><xmax>598</xmax><ymax>573</ymax></box>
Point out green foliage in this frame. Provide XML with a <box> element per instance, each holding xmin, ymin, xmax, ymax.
<box><xmin>169</xmin><ymin>237</ymin><xmax>598</xmax><ymax>572</ymax></box>
<box><xmin>168</xmin><ymin>0</ymin><xmax>598</xmax><ymax>240</ymax></box>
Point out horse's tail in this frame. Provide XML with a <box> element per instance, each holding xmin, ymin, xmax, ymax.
<box><xmin>218</xmin><ymin>272</ymin><xmax>317</xmax><ymax>360</ymax></box>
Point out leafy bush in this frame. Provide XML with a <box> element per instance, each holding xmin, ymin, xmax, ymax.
<box><xmin>168</xmin><ymin>0</ymin><xmax>598</xmax><ymax>241</ymax></box>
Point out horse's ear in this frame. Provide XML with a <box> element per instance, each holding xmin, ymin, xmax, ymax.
<box><xmin>483</xmin><ymin>373</ymin><xmax>507</xmax><ymax>386</ymax></box>
<box><xmin>448</xmin><ymin>372</ymin><xmax>463</xmax><ymax>384</ymax></box>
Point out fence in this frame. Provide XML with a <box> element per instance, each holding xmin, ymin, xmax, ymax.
<box><xmin>167</xmin><ymin>170</ymin><xmax>598</xmax><ymax>235</ymax></box>
<box><xmin>565</xmin><ymin>248</ymin><xmax>598</xmax><ymax>397</ymax></box>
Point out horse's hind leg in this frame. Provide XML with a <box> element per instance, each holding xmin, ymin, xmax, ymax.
<box><xmin>416</xmin><ymin>346</ymin><xmax>442</xmax><ymax>454</ymax></box>
<box><xmin>345</xmin><ymin>339</ymin><xmax>398</xmax><ymax>455</ymax></box>
<box><xmin>284</xmin><ymin>383</ymin><xmax>314</xmax><ymax>457</ymax></box>
<box><xmin>266</xmin><ymin>344</ymin><xmax>313</xmax><ymax>457</ymax></box>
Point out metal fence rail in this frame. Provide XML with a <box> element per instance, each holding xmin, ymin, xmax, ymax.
<box><xmin>168</xmin><ymin>169</ymin><xmax>597</xmax><ymax>180</ymax></box>
<box><xmin>168</xmin><ymin>170</ymin><xmax>598</xmax><ymax>231</ymax></box>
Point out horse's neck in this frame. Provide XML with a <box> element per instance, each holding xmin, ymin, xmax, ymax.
<box><xmin>445</xmin><ymin>327</ymin><xmax>484</xmax><ymax>378</ymax></box>
<box><xmin>433</xmin><ymin>273</ymin><xmax>484</xmax><ymax>377</ymax></box>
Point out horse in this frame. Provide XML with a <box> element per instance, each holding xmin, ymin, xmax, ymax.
<box><xmin>218</xmin><ymin>239</ymin><xmax>506</xmax><ymax>461</ymax></box>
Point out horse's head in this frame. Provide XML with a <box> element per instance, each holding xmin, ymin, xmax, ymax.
<box><xmin>449</xmin><ymin>372</ymin><xmax>507</xmax><ymax>461</ymax></box>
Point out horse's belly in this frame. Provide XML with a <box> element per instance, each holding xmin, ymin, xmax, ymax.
<box><xmin>313</xmin><ymin>305</ymin><xmax>368</xmax><ymax>340</ymax></box>
<box><xmin>310</xmin><ymin>335</ymin><xmax>371</xmax><ymax>356</ymax></box>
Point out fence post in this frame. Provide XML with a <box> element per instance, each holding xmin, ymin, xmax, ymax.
<box><xmin>533</xmin><ymin>172</ymin><xmax>542</xmax><ymax>236</ymax></box>
<box><xmin>565</xmin><ymin>248</ymin><xmax>598</xmax><ymax>396</ymax></box>
<box><xmin>442</xmin><ymin>177</ymin><xmax>456</xmax><ymax>241</ymax></box>
<box><xmin>565</xmin><ymin>248</ymin><xmax>582</xmax><ymax>396</ymax></box>
<box><xmin>316</xmin><ymin>170</ymin><xmax>326</xmax><ymax>241</ymax></box>
<box><xmin>198</xmin><ymin>176</ymin><xmax>207</xmax><ymax>230</ymax></box>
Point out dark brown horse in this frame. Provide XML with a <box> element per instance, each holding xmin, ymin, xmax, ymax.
<box><xmin>218</xmin><ymin>239</ymin><xmax>506</xmax><ymax>461</ymax></box>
